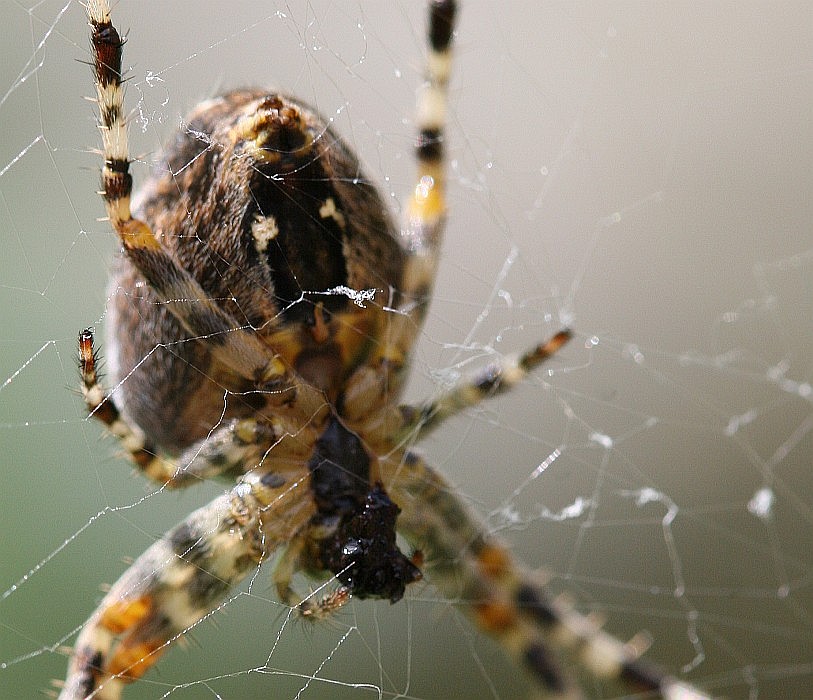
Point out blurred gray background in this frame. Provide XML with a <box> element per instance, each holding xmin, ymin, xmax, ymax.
<box><xmin>1</xmin><ymin>2</ymin><xmax>811</xmax><ymax>698</ymax></box>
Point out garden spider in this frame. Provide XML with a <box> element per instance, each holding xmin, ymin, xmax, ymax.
<box><xmin>58</xmin><ymin>1</ymin><xmax>712</xmax><ymax>698</ymax></box>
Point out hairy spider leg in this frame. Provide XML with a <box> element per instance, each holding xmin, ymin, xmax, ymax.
<box><xmin>338</xmin><ymin>0</ymin><xmax>458</xmax><ymax>430</ymax></box>
<box><xmin>390</xmin><ymin>328</ymin><xmax>574</xmax><ymax>445</ymax></box>
<box><xmin>57</xmin><ymin>467</ymin><xmax>314</xmax><ymax>700</ymax></box>
<box><xmin>86</xmin><ymin>0</ymin><xmax>288</xmax><ymax>386</ymax></box>
<box><xmin>388</xmin><ymin>452</ymin><xmax>712</xmax><ymax>700</ymax></box>
<box><xmin>78</xmin><ymin>329</ymin><xmax>313</xmax><ymax>486</ymax></box>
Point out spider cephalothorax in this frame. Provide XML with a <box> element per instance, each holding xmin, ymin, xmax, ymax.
<box><xmin>59</xmin><ymin>2</ymin><xmax>711</xmax><ymax>699</ymax></box>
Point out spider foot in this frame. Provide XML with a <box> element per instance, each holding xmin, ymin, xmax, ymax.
<box><xmin>297</xmin><ymin>586</ymin><xmax>353</xmax><ymax>621</ymax></box>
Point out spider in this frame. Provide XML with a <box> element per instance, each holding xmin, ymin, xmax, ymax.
<box><xmin>58</xmin><ymin>2</ymin><xmax>712</xmax><ymax>698</ymax></box>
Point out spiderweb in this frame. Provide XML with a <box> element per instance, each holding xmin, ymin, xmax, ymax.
<box><xmin>2</xmin><ymin>2</ymin><xmax>812</xmax><ymax>698</ymax></box>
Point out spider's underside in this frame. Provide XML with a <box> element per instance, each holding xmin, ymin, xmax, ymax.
<box><xmin>57</xmin><ymin>1</ymin><xmax>712</xmax><ymax>698</ymax></box>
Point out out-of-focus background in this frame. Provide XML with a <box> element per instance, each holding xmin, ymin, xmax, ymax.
<box><xmin>1</xmin><ymin>2</ymin><xmax>811</xmax><ymax>698</ymax></box>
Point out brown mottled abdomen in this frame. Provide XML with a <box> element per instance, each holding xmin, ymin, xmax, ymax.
<box><xmin>107</xmin><ymin>90</ymin><xmax>404</xmax><ymax>453</ymax></box>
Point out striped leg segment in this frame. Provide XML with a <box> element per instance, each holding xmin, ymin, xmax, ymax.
<box><xmin>58</xmin><ymin>468</ymin><xmax>313</xmax><ymax>700</ymax></box>
<box><xmin>402</xmin><ymin>0</ymin><xmax>457</xmax><ymax>274</ymax></box>
<box><xmin>389</xmin><ymin>452</ymin><xmax>713</xmax><ymax>699</ymax></box>
<box><xmin>79</xmin><ymin>329</ymin><xmax>288</xmax><ymax>486</ymax></box>
<box><xmin>347</xmin><ymin>329</ymin><xmax>571</xmax><ymax>454</ymax></box>
<box><xmin>86</xmin><ymin>1</ymin><xmax>286</xmax><ymax>385</ymax></box>
<box><xmin>370</xmin><ymin>0</ymin><xmax>458</xmax><ymax>377</ymax></box>
<box><xmin>397</xmin><ymin>329</ymin><xmax>573</xmax><ymax>443</ymax></box>
<box><xmin>334</xmin><ymin>0</ymin><xmax>461</xmax><ymax>436</ymax></box>
<box><xmin>390</xmin><ymin>452</ymin><xmax>580</xmax><ymax>697</ymax></box>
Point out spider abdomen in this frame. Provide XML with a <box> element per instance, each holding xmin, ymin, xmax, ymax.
<box><xmin>108</xmin><ymin>90</ymin><xmax>404</xmax><ymax>452</ymax></box>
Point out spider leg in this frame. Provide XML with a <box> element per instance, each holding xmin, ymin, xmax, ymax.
<box><xmin>270</xmin><ymin>533</ymin><xmax>353</xmax><ymax>620</ymax></box>
<box><xmin>340</xmin><ymin>0</ymin><xmax>458</xmax><ymax>428</ymax></box>
<box><xmin>58</xmin><ymin>466</ymin><xmax>313</xmax><ymax>700</ymax></box>
<box><xmin>401</xmin><ymin>329</ymin><xmax>573</xmax><ymax>439</ymax></box>
<box><xmin>395</xmin><ymin>329</ymin><xmax>573</xmax><ymax>447</ymax></box>
<box><xmin>367</xmin><ymin>0</ymin><xmax>458</xmax><ymax>387</ymax></box>
<box><xmin>387</xmin><ymin>451</ymin><xmax>712</xmax><ymax>700</ymax></box>
<box><xmin>86</xmin><ymin>1</ymin><xmax>287</xmax><ymax>386</ymax></box>
<box><xmin>270</xmin><ymin>532</ymin><xmax>308</xmax><ymax>607</ymax></box>
<box><xmin>346</xmin><ymin>329</ymin><xmax>571</xmax><ymax>453</ymax></box>
<box><xmin>398</xmin><ymin>0</ymin><xmax>456</xmax><ymax>313</ymax></box>
<box><xmin>79</xmin><ymin>328</ymin><xmax>298</xmax><ymax>486</ymax></box>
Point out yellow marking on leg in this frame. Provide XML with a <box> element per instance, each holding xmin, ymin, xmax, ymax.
<box><xmin>476</xmin><ymin>543</ymin><xmax>512</xmax><ymax>578</ymax></box>
<box><xmin>474</xmin><ymin>598</ymin><xmax>518</xmax><ymax>633</ymax></box>
<box><xmin>99</xmin><ymin>597</ymin><xmax>152</xmax><ymax>635</ymax></box>
<box><xmin>107</xmin><ymin>640</ymin><xmax>165</xmax><ymax>681</ymax></box>
<box><xmin>119</xmin><ymin>218</ymin><xmax>160</xmax><ymax>250</ymax></box>
<box><xmin>408</xmin><ymin>163</ymin><xmax>446</xmax><ymax>221</ymax></box>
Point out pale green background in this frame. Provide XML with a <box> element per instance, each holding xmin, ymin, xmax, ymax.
<box><xmin>1</xmin><ymin>2</ymin><xmax>812</xmax><ymax>698</ymax></box>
